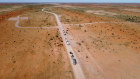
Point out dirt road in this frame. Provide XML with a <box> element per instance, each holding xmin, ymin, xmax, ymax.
<box><xmin>9</xmin><ymin>16</ymin><xmax>58</xmax><ymax>29</ymax></box>
<box><xmin>42</xmin><ymin>8</ymin><xmax>86</xmax><ymax>79</ymax></box>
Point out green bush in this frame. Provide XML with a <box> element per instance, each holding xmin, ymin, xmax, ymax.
<box><xmin>116</xmin><ymin>15</ymin><xmax>140</xmax><ymax>23</ymax></box>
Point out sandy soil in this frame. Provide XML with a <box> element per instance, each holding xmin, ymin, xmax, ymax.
<box><xmin>43</xmin><ymin>4</ymin><xmax>140</xmax><ymax>79</ymax></box>
<box><xmin>19</xmin><ymin>8</ymin><xmax>57</xmax><ymax>27</ymax></box>
<box><xmin>0</xmin><ymin>10</ymin><xmax>74</xmax><ymax>79</ymax></box>
<box><xmin>0</xmin><ymin>5</ymin><xmax>23</xmax><ymax>13</ymax></box>
<box><xmin>1</xmin><ymin>3</ymin><xmax>140</xmax><ymax>79</ymax></box>
<box><xmin>65</xmin><ymin>3</ymin><xmax>140</xmax><ymax>16</ymax></box>
<box><xmin>45</xmin><ymin>7</ymin><xmax>123</xmax><ymax>24</ymax></box>
<box><xmin>0</xmin><ymin>6</ymin><xmax>32</xmax><ymax>22</ymax></box>
<box><xmin>63</xmin><ymin>22</ymin><xmax>140</xmax><ymax>79</ymax></box>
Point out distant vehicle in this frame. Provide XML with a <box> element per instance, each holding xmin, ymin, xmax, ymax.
<box><xmin>66</xmin><ymin>41</ymin><xmax>70</xmax><ymax>45</ymax></box>
<box><xmin>63</xmin><ymin>30</ymin><xmax>66</xmax><ymax>35</ymax></box>
<box><xmin>69</xmin><ymin>52</ymin><xmax>73</xmax><ymax>54</ymax></box>
<box><xmin>66</xmin><ymin>31</ymin><xmax>68</xmax><ymax>34</ymax></box>
<box><xmin>65</xmin><ymin>38</ymin><xmax>68</xmax><ymax>41</ymax></box>
<box><xmin>71</xmin><ymin>54</ymin><xmax>74</xmax><ymax>58</ymax></box>
<box><xmin>73</xmin><ymin>59</ymin><xmax>77</xmax><ymax>65</ymax></box>
<box><xmin>63</xmin><ymin>30</ymin><xmax>65</xmax><ymax>33</ymax></box>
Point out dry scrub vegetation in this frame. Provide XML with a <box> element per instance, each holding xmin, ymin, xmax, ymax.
<box><xmin>59</xmin><ymin>4</ymin><xmax>140</xmax><ymax>23</ymax></box>
<box><xmin>57</xmin><ymin>3</ymin><xmax>140</xmax><ymax>79</ymax></box>
<box><xmin>0</xmin><ymin>5</ymin><xmax>32</xmax><ymax>22</ymax></box>
<box><xmin>64</xmin><ymin>22</ymin><xmax>140</xmax><ymax>79</ymax></box>
<box><xmin>0</xmin><ymin>3</ymin><xmax>140</xmax><ymax>79</ymax></box>
<box><xmin>19</xmin><ymin>7</ymin><xmax>57</xmax><ymax>27</ymax></box>
<box><xmin>0</xmin><ymin>4</ymin><xmax>25</xmax><ymax>15</ymax></box>
<box><xmin>0</xmin><ymin>5</ymin><xmax>73</xmax><ymax>79</ymax></box>
<box><xmin>45</xmin><ymin>7</ymin><xmax>122</xmax><ymax>24</ymax></box>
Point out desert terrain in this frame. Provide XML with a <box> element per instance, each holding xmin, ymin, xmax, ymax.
<box><xmin>0</xmin><ymin>4</ymin><xmax>74</xmax><ymax>79</ymax></box>
<box><xmin>0</xmin><ymin>3</ymin><xmax>140</xmax><ymax>79</ymax></box>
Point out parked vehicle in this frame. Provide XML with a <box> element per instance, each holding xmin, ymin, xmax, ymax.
<box><xmin>65</xmin><ymin>38</ymin><xmax>68</xmax><ymax>41</ymax></box>
<box><xmin>69</xmin><ymin>52</ymin><xmax>73</xmax><ymax>54</ymax></box>
<box><xmin>73</xmin><ymin>59</ymin><xmax>77</xmax><ymax>65</ymax></box>
<box><xmin>71</xmin><ymin>54</ymin><xmax>74</xmax><ymax>58</ymax></box>
<box><xmin>63</xmin><ymin>30</ymin><xmax>66</xmax><ymax>35</ymax></box>
<box><xmin>66</xmin><ymin>41</ymin><xmax>70</xmax><ymax>45</ymax></box>
<box><xmin>63</xmin><ymin>30</ymin><xmax>65</xmax><ymax>33</ymax></box>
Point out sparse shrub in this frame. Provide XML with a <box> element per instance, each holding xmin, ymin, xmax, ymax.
<box><xmin>84</xmin><ymin>30</ymin><xmax>87</xmax><ymax>32</ymax></box>
<box><xmin>81</xmin><ymin>41</ymin><xmax>84</xmax><ymax>43</ymax></box>
<box><xmin>56</xmin><ymin>35</ymin><xmax>58</xmax><ymax>37</ymax></box>
<box><xmin>112</xmin><ymin>33</ymin><xmax>114</xmax><ymax>35</ymax></box>
<box><xmin>78</xmin><ymin>50</ymin><xmax>80</xmax><ymax>52</ymax></box>
<box><xmin>123</xmin><ymin>42</ymin><xmax>130</xmax><ymax>47</ymax></box>
<box><xmin>77</xmin><ymin>42</ymin><xmax>81</xmax><ymax>45</ymax></box>
<box><xmin>116</xmin><ymin>15</ymin><xmax>140</xmax><ymax>23</ymax></box>
<box><xmin>79</xmin><ymin>24</ymin><xmax>82</xmax><ymax>27</ymax></box>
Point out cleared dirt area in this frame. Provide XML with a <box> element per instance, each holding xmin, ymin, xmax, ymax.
<box><xmin>0</xmin><ymin>5</ymin><xmax>74</xmax><ymax>79</ymax></box>
<box><xmin>86</xmin><ymin>10</ymin><xmax>118</xmax><ymax>16</ymax></box>
<box><xmin>123</xmin><ymin>9</ymin><xmax>140</xmax><ymax>13</ymax></box>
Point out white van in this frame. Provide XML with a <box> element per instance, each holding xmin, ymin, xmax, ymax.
<box><xmin>66</xmin><ymin>41</ymin><xmax>70</xmax><ymax>45</ymax></box>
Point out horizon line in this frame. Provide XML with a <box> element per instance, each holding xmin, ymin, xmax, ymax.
<box><xmin>0</xmin><ymin>2</ymin><xmax>140</xmax><ymax>3</ymax></box>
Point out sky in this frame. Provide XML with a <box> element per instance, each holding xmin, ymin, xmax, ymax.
<box><xmin>0</xmin><ymin>0</ymin><xmax>140</xmax><ymax>3</ymax></box>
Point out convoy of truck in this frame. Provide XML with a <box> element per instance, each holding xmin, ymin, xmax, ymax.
<box><xmin>63</xmin><ymin>30</ymin><xmax>77</xmax><ymax>65</ymax></box>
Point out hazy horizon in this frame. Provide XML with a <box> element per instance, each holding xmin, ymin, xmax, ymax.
<box><xmin>0</xmin><ymin>0</ymin><xmax>140</xmax><ymax>3</ymax></box>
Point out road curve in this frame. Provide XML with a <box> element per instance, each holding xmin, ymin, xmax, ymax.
<box><xmin>9</xmin><ymin>16</ymin><xmax>58</xmax><ymax>29</ymax></box>
<box><xmin>42</xmin><ymin>8</ymin><xmax>86</xmax><ymax>79</ymax></box>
